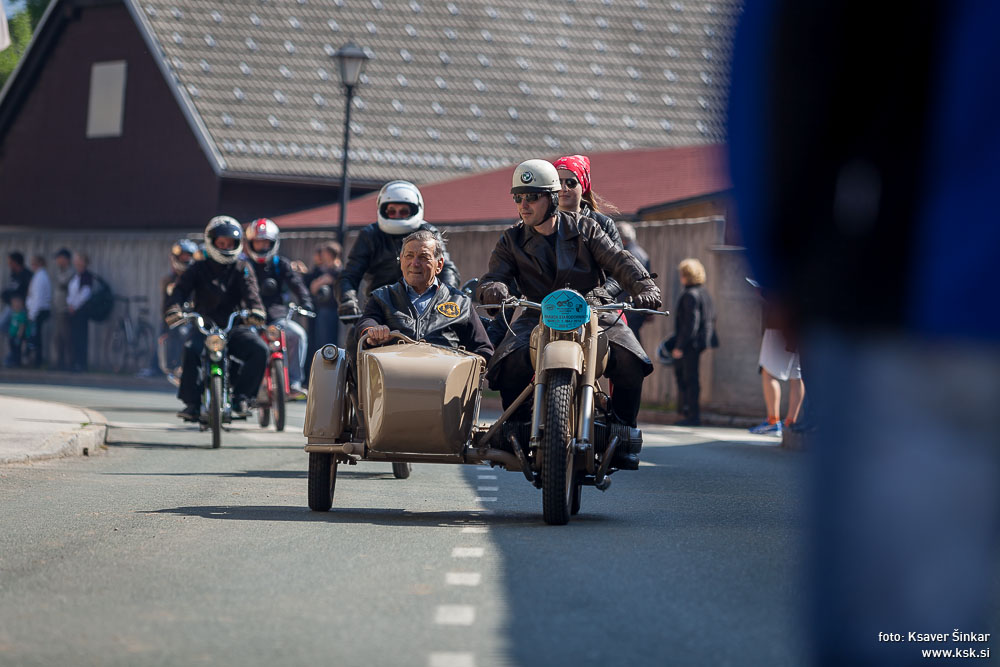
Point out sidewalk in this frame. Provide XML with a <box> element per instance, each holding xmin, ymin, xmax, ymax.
<box><xmin>0</xmin><ymin>395</ymin><xmax>108</xmax><ymax>464</ymax></box>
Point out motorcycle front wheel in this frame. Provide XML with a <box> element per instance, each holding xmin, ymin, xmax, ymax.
<box><xmin>209</xmin><ymin>375</ymin><xmax>223</xmax><ymax>449</ymax></box>
<box><xmin>271</xmin><ymin>359</ymin><xmax>286</xmax><ymax>432</ymax></box>
<box><xmin>542</xmin><ymin>369</ymin><xmax>576</xmax><ymax>525</ymax></box>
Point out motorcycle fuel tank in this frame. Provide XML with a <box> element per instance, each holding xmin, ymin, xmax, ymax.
<box><xmin>359</xmin><ymin>342</ymin><xmax>483</xmax><ymax>458</ymax></box>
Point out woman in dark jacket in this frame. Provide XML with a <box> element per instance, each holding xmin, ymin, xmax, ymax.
<box><xmin>672</xmin><ymin>258</ymin><xmax>716</xmax><ymax>426</ymax></box>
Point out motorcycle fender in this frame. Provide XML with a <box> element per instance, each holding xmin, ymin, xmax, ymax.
<box><xmin>539</xmin><ymin>340</ymin><xmax>584</xmax><ymax>374</ymax></box>
<box><xmin>303</xmin><ymin>346</ymin><xmax>349</xmax><ymax>440</ymax></box>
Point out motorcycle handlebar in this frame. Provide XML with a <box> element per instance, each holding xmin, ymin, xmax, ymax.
<box><xmin>172</xmin><ymin>309</ymin><xmax>249</xmax><ymax>336</ymax></box>
<box><xmin>476</xmin><ymin>298</ymin><xmax>669</xmax><ymax>317</ymax></box>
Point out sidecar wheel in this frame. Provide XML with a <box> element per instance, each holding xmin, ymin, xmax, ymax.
<box><xmin>308</xmin><ymin>452</ymin><xmax>337</xmax><ymax>511</ymax></box>
<box><xmin>209</xmin><ymin>375</ymin><xmax>223</xmax><ymax>449</ymax></box>
<box><xmin>392</xmin><ymin>462</ymin><xmax>411</xmax><ymax>479</ymax></box>
<box><xmin>542</xmin><ymin>369</ymin><xmax>575</xmax><ymax>525</ymax></box>
<box><xmin>271</xmin><ymin>359</ymin><xmax>286</xmax><ymax>432</ymax></box>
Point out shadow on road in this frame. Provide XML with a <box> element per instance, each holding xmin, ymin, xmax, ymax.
<box><xmin>105</xmin><ymin>440</ymin><xmax>303</xmax><ymax>450</ymax></box>
<box><xmin>143</xmin><ymin>504</ymin><xmax>543</xmax><ymax>527</ymax></box>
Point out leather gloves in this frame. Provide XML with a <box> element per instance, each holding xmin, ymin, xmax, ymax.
<box><xmin>247</xmin><ymin>309</ymin><xmax>267</xmax><ymax>327</ymax></box>
<box><xmin>479</xmin><ymin>282</ymin><xmax>510</xmax><ymax>305</ymax></box>
<box><xmin>338</xmin><ymin>290</ymin><xmax>361</xmax><ymax>317</ymax></box>
<box><xmin>164</xmin><ymin>306</ymin><xmax>185</xmax><ymax>328</ymax></box>
<box><xmin>584</xmin><ymin>286</ymin><xmax>613</xmax><ymax>307</ymax></box>
<box><xmin>631</xmin><ymin>279</ymin><xmax>662</xmax><ymax>310</ymax></box>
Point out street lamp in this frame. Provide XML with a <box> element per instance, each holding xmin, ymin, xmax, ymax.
<box><xmin>332</xmin><ymin>42</ymin><xmax>370</xmax><ymax>246</ymax></box>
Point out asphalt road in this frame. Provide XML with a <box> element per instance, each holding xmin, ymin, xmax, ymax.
<box><xmin>0</xmin><ymin>381</ymin><xmax>806</xmax><ymax>667</ymax></box>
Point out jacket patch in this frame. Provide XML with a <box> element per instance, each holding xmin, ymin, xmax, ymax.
<box><xmin>436</xmin><ymin>302</ymin><xmax>461</xmax><ymax>318</ymax></box>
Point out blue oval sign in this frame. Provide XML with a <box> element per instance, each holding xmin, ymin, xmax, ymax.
<box><xmin>541</xmin><ymin>289</ymin><xmax>591</xmax><ymax>331</ymax></box>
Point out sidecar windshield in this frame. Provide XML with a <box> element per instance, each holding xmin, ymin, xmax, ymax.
<box><xmin>541</xmin><ymin>289</ymin><xmax>591</xmax><ymax>331</ymax></box>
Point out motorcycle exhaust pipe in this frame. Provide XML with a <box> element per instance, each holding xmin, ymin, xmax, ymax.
<box><xmin>508</xmin><ymin>434</ymin><xmax>536</xmax><ymax>484</ymax></box>
<box><xmin>594</xmin><ymin>435</ymin><xmax>619</xmax><ymax>490</ymax></box>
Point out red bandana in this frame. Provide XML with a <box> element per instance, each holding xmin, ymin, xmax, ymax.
<box><xmin>553</xmin><ymin>154</ymin><xmax>592</xmax><ymax>195</ymax></box>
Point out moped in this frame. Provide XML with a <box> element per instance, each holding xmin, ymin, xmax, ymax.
<box><xmin>304</xmin><ymin>288</ymin><xmax>667</xmax><ymax>525</ymax></box>
<box><xmin>256</xmin><ymin>303</ymin><xmax>315</xmax><ymax>432</ymax></box>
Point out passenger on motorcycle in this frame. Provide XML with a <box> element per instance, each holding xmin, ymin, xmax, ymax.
<box><xmin>165</xmin><ymin>216</ymin><xmax>269</xmax><ymax>421</ymax></box>
<box><xmin>337</xmin><ymin>180</ymin><xmax>461</xmax><ymax>318</ymax></box>
<box><xmin>477</xmin><ymin>159</ymin><xmax>661</xmax><ymax>467</ymax></box>
<box><xmin>244</xmin><ymin>218</ymin><xmax>314</xmax><ymax>396</ymax></box>
<box><xmin>357</xmin><ymin>230</ymin><xmax>493</xmax><ymax>361</ymax></box>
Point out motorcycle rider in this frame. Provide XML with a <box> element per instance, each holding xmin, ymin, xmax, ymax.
<box><xmin>244</xmin><ymin>218</ymin><xmax>314</xmax><ymax>396</ymax></box>
<box><xmin>337</xmin><ymin>180</ymin><xmax>461</xmax><ymax>318</ymax></box>
<box><xmin>165</xmin><ymin>217</ymin><xmax>268</xmax><ymax>421</ymax></box>
<box><xmin>357</xmin><ymin>230</ymin><xmax>493</xmax><ymax>360</ymax></box>
<box><xmin>477</xmin><ymin>159</ymin><xmax>662</xmax><ymax>469</ymax></box>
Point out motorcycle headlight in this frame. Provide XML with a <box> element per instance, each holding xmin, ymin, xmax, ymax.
<box><xmin>266</xmin><ymin>325</ymin><xmax>282</xmax><ymax>342</ymax></box>
<box><xmin>205</xmin><ymin>334</ymin><xmax>225</xmax><ymax>353</ymax></box>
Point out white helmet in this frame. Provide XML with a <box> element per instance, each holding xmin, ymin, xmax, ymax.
<box><xmin>376</xmin><ymin>180</ymin><xmax>424</xmax><ymax>235</ymax></box>
<box><xmin>245</xmin><ymin>218</ymin><xmax>281</xmax><ymax>264</ymax></box>
<box><xmin>511</xmin><ymin>159</ymin><xmax>560</xmax><ymax>194</ymax></box>
<box><xmin>204</xmin><ymin>215</ymin><xmax>244</xmax><ymax>265</ymax></box>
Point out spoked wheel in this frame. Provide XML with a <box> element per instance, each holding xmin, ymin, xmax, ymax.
<box><xmin>392</xmin><ymin>462</ymin><xmax>412</xmax><ymax>479</ymax></box>
<box><xmin>570</xmin><ymin>471</ymin><xmax>583</xmax><ymax>516</ymax></box>
<box><xmin>541</xmin><ymin>369</ymin><xmax>576</xmax><ymax>525</ymax></box>
<box><xmin>133</xmin><ymin>323</ymin><xmax>155</xmax><ymax>375</ymax></box>
<box><xmin>271</xmin><ymin>359</ymin><xmax>286</xmax><ymax>432</ymax></box>
<box><xmin>208</xmin><ymin>375</ymin><xmax>223</xmax><ymax>449</ymax></box>
<box><xmin>308</xmin><ymin>452</ymin><xmax>338</xmax><ymax>511</ymax></box>
<box><xmin>106</xmin><ymin>324</ymin><xmax>128</xmax><ymax>373</ymax></box>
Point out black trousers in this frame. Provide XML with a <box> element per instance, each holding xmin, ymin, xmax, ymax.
<box><xmin>673</xmin><ymin>348</ymin><xmax>703</xmax><ymax>420</ymax></box>
<box><xmin>69</xmin><ymin>310</ymin><xmax>89</xmax><ymax>371</ymax></box>
<box><xmin>496</xmin><ymin>344</ymin><xmax>647</xmax><ymax>427</ymax></box>
<box><xmin>30</xmin><ymin>310</ymin><xmax>49</xmax><ymax>366</ymax></box>
<box><xmin>178</xmin><ymin>326</ymin><xmax>268</xmax><ymax>405</ymax></box>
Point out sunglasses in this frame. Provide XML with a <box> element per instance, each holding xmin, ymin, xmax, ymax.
<box><xmin>559</xmin><ymin>177</ymin><xmax>580</xmax><ymax>189</ymax></box>
<box><xmin>512</xmin><ymin>193</ymin><xmax>546</xmax><ymax>204</ymax></box>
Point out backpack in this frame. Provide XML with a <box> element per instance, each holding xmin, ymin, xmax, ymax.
<box><xmin>86</xmin><ymin>274</ymin><xmax>114</xmax><ymax>322</ymax></box>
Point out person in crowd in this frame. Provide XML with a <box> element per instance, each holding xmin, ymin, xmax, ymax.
<box><xmin>50</xmin><ymin>248</ymin><xmax>74</xmax><ymax>370</ymax></box>
<box><xmin>244</xmin><ymin>218</ymin><xmax>314</xmax><ymax>396</ymax></box>
<box><xmin>3</xmin><ymin>295</ymin><xmax>29</xmax><ymax>367</ymax></box>
<box><xmin>165</xmin><ymin>216</ymin><xmax>268</xmax><ymax>421</ymax></box>
<box><xmin>138</xmin><ymin>238</ymin><xmax>198</xmax><ymax>378</ymax></box>
<box><xmin>66</xmin><ymin>253</ymin><xmax>93</xmax><ymax>372</ymax></box>
<box><xmin>305</xmin><ymin>242</ymin><xmax>343</xmax><ymax>382</ymax></box>
<box><xmin>338</xmin><ymin>180</ymin><xmax>460</xmax><ymax>318</ymax></box>
<box><xmin>1</xmin><ymin>251</ymin><xmax>33</xmax><ymax>347</ymax></box>
<box><xmin>671</xmin><ymin>258</ymin><xmax>716</xmax><ymax>426</ymax></box>
<box><xmin>747</xmin><ymin>287</ymin><xmax>804</xmax><ymax>436</ymax></box>
<box><xmin>25</xmin><ymin>255</ymin><xmax>51</xmax><ymax>367</ymax></box>
<box><xmin>618</xmin><ymin>222</ymin><xmax>653</xmax><ymax>343</ymax></box>
<box><xmin>358</xmin><ymin>230</ymin><xmax>493</xmax><ymax>361</ymax></box>
<box><xmin>477</xmin><ymin>159</ymin><xmax>661</xmax><ymax>469</ymax></box>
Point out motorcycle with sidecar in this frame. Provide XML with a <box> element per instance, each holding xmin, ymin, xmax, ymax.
<box><xmin>303</xmin><ymin>288</ymin><xmax>667</xmax><ymax>525</ymax></box>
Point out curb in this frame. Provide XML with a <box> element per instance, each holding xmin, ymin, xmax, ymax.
<box><xmin>0</xmin><ymin>402</ymin><xmax>109</xmax><ymax>465</ymax></box>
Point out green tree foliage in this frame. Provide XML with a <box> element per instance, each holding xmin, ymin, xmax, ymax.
<box><xmin>0</xmin><ymin>0</ymin><xmax>53</xmax><ymax>89</ymax></box>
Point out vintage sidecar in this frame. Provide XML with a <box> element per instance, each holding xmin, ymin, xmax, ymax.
<box><xmin>303</xmin><ymin>289</ymin><xmax>659</xmax><ymax>524</ymax></box>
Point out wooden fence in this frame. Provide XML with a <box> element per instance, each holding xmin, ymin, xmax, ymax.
<box><xmin>0</xmin><ymin>219</ymin><xmax>766</xmax><ymax>416</ymax></box>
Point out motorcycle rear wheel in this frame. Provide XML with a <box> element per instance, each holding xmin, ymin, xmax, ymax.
<box><xmin>209</xmin><ymin>375</ymin><xmax>223</xmax><ymax>449</ymax></box>
<box><xmin>271</xmin><ymin>359</ymin><xmax>286</xmax><ymax>431</ymax></box>
<box><xmin>308</xmin><ymin>452</ymin><xmax>337</xmax><ymax>511</ymax></box>
<box><xmin>542</xmin><ymin>369</ymin><xmax>575</xmax><ymax>525</ymax></box>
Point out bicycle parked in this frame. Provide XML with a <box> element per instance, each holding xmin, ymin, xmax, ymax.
<box><xmin>104</xmin><ymin>295</ymin><xmax>156</xmax><ymax>374</ymax></box>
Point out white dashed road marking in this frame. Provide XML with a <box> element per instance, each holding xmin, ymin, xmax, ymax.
<box><xmin>446</xmin><ymin>572</ymin><xmax>482</xmax><ymax>586</ymax></box>
<box><xmin>434</xmin><ymin>605</ymin><xmax>476</xmax><ymax>626</ymax></box>
<box><xmin>461</xmin><ymin>526</ymin><xmax>488</xmax><ymax>534</ymax></box>
<box><xmin>475</xmin><ymin>497</ymin><xmax>497</xmax><ymax>502</ymax></box>
<box><xmin>477</xmin><ymin>486</ymin><xmax>499</xmax><ymax>492</ymax></box>
<box><xmin>429</xmin><ymin>652</ymin><xmax>476</xmax><ymax>667</ymax></box>
<box><xmin>477</xmin><ymin>475</ymin><xmax>497</xmax><ymax>480</ymax></box>
<box><xmin>452</xmin><ymin>547</ymin><xmax>484</xmax><ymax>558</ymax></box>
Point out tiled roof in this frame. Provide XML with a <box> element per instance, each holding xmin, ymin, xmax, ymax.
<box><xmin>128</xmin><ymin>0</ymin><xmax>740</xmax><ymax>184</ymax></box>
<box><xmin>274</xmin><ymin>144</ymin><xmax>730</xmax><ymax>228</ymax></box>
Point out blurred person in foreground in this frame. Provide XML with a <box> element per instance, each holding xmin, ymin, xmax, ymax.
<box><xmin>729</xmin><ymin>2</ymin><xmax>1000</xmax><ymax>664</ymax></box>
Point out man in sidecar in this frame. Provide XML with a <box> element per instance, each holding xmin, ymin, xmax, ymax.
<box><xmin>356</xmin><ymin>230</ymin><xmax>493</xmax><ymax>361</ymax></box>
<box><xmin>477</xmin><ymin>159</ymin><xmax>661</xmax><ymax>469</ymax></box>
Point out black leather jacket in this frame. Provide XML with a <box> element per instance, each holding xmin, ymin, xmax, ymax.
<box><xmin>166</xmin><ymin>259</ymin><xmax>264</xmax><ymax>328</ymax></box>
<box><xmin>247</xmin><ymin>255</ymin><xmax>313</xmax><ymax>322</ymax></box>
<box><xmin>674</xmin><ymin>284</ymin><xmax>716</xmax><ymax>352</ymax></box>
<box><xmin>338</xmin><ymin>222</ymin><xmax>461</xmax><ymax>304</ymax></box>
<box><xmin>580</xmin><ymin>204</ymin><xmax>624</xmax><ymax>298</ymax></box>
<box><xmin>357</xmin><ymin>279</ymin><xmax>493</xmax><ymax>361</ymax></box>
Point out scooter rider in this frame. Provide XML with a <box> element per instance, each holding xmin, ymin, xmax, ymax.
<box><xmin>477</xmin><ymin>159</ymin><xmax>661</xmax><ymax>468</ymax></box>
<box><xmin>338</xmin><ymin>180</ymin><xmax>461</xmax><ymax>317</ymax></box>
<box><xmin>357</xmin><ymin>230</ymin><xmax>493</xmax><ymax>361</ymax></box>
<box><xmin>165</xmin><ymin>216</ymin><xmax>269</xmax><ymax>421</ymax></box>
<box><xmin>244</xmin><ymin>218</ymin><xmax>314</xmax><ymax>396</ymax></box>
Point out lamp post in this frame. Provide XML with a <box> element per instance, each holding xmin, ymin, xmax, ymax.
<box><xmin>332</xmin><ymin>42</ymin><xmax>370</xmax><ymax>247</ymax></box>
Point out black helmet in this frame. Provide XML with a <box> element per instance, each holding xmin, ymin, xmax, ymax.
<box><xmin>170</xmin><ymin>238</ymin><xmax>199</xmax><ymax>274</ymax></box>
<box><xmin>204</xmin><ymin>216</ymin><xmax>243</xmax><ymax>265</ymax></box>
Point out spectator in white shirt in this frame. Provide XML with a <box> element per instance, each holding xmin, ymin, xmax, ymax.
<box><xmin>25</xmin><ymin>256</ymin><xmax>52</xmax><ymax>367</ymax></box>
